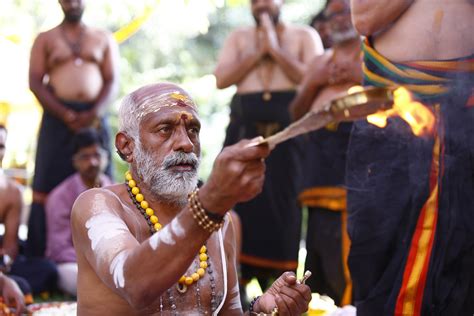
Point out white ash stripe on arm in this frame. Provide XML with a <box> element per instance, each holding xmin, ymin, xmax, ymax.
<box><xmin>110</xmin><ymin>250</ymin><xmax>127</xmax><ymax>288</ymax></box>
<box><xmin>227</xmin><ymin>283</ymin><xmax>241</xmax><ymax>310</ymax></box>
<box><xmin>149</xmin><ymin>218</ymin><xmax>187</xmax><ymax>250</ymax></box>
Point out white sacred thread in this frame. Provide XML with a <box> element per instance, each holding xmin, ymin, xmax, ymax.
<box><xmin>110</xmin><ymin>250</ymin><xmax>127</xmax><ymax>288</ymax></box>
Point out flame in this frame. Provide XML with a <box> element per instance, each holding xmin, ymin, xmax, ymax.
<box><xmin>366</xmin><ymin>87</ymin><xmax>435</xmax><ymax>136</ymax></box>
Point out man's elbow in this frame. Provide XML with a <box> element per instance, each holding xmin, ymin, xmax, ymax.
<box><xmin>214</xmin><ymin>75</ymin><xmax>230</xmax><ymax>90</ymax></box>
<box><xmin>352</xmin><ymin>15</ymin><xmax>377</xmax><ymax>36</ymax></box>
<box><xmin>29</xmin><ymin>74</ymin><xmax>46</xmax><ymax>96</ymax></box>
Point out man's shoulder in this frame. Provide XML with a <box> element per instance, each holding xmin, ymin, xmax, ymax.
<box><xmin>34</xmin><ymin>26</ymin><xmax>60</xmax><ymax>42</ymax></box>
<box><xmin>0</xmin><ymin>175</ymin><xmax>21</xmax><ymax>200</ymax></box>
<box><xmin>72</xmin><ymin>185</ymin><xmax>124</xmax><ymax>217</ymax></box>
<box><xmin>285</xmin><ymin>23</ymin><xmax>318</xmax><ymax>36</ymax></box>
<box><xmin>87</xmin><ymin>26</ymin><xmax>113</xmax><ymax>41</ymax></box>
<box><xmin>75</xmin><ymin>186</ymin><xmax>120</xmax><ymax>204</ymax></box>
<box><xmin>228</xmin><ymin>26</ymin><xmax>254</xmax><ymax>38</ymax></box>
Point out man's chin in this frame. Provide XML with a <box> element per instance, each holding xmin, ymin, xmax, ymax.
<box><xmin>65</xmin><ymin>12</ymin><xmax>83</xmax><ymax>23</ymax></box>
<box><xmin>152</xmin><ymin>190</ymin><xmax>189</xmax><ymax>207</ymax></box>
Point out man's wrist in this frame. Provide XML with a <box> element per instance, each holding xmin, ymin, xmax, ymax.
<box><xmin>188</xmin><ymin>188</ymin><xmax>226</xmax><ymax>233</ymax></box>
<box><xmin>249</xmin><ymin>296</ymin><xmax>261</xmax><ymax>313</ymax></box>
<box><xmin>197</xmin><ymin>184</ymin><xmax>231</xmax><ymax>216</ymax></box>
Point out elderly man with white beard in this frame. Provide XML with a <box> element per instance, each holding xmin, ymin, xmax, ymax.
<box><xmin>71</xmin><ymin>82</ymin><xmax>312</xmax><ymax>316</ymax></box>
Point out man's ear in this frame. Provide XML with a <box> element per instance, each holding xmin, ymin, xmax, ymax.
<box><xmin>115</xmin><ymin>132</ymin><xmax>134</xmax><ymax>163</ymax></box>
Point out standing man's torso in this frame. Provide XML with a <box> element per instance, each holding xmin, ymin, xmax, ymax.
<box><xmin>41</xmin><ymin>25</ymin><xmax>110</xmax><ymax>103</ymax></box>
<box><xmin>373</xmin><ymin>0</ymin><xmax>474</xmax><ymax>61</ymax></box>
<box><xmin>233</xmin><ymin>24</ymin><xmax>312</xmax><ymax>93</ymax></box>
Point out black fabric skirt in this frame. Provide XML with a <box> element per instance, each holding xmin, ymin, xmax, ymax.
<box><xmin>224</xmin><ymin>91</ymin><xmax>303</xmax><ymax>269</ymax></box>
<box><xmin>27</xmin><ymin>101</ymin><xmax>111</xmax><ymax>257</ymax></box>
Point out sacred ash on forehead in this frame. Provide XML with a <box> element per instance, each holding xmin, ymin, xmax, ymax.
<box><xmin>132</xmin><ymin>90</ymin><xmax>197</xmax><ymax>121</ymax></box>
<box><xmin>118</xmin><ymin>83</ymin><xmax>198</xmax><ymax>141</ymax></box>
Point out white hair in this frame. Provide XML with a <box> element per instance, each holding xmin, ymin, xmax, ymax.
<box><xmin>118</xmin><ymin>93</ymin><xmax>140</xmax><ymax>141</ymax></box>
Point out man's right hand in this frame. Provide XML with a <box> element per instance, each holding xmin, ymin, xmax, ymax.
<box><xmin>0</xmin><ymin>274</ymin><xmax>25</xmax><ymax>316</ymax></box>
<box><xmin>64</xmin><ymin>109</ymin><xmax>99</xmax><ymax>132</ymax></box>
<box><xmin>198</xmin><ymin>137</ymin><xmax>270</xmax><ymax>215</ymax></box>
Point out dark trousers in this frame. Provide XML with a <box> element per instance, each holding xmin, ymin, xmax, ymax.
<box><xmin>10</xmin><ymin>255</ymin><xmax>58</xmax><ymax>295</ymax></box>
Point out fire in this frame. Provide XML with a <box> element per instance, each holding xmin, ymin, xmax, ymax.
<box><xmin>366</xmin><ymin>87</ymin><xmax>435</xmax><ymax>136</ymax></box>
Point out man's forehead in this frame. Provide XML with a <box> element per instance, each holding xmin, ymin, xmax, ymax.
<box><xmin>143</xmin><ymin>106</ymin><xmax>199</xmax><ymax>124</ymax></box>
<box><xmin>129</xmin><ymin>84</ymin><xmax>198</xmax><ymax>121</ymax></box>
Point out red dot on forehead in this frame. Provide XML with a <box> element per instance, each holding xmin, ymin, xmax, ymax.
<box><xmin>177</xmin><ymin>100</ymin><xmax>187</xmax><ymax>107</ymax></box>
<box><xmin>181</xmin><ymin>113</ymin><xmax>188</xmax><ymax>120</ymax></box>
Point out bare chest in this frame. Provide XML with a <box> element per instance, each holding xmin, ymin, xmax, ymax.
<box><xmin>46</xmin><ymin>30</ymin><xmax>107</xmax><ymax>69</ymax></box>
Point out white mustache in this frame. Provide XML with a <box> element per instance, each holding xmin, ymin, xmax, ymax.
<box><xmin>161</xmin><ymin>152</ymin><xmax>199</xmax><ymax>170</ymax></box>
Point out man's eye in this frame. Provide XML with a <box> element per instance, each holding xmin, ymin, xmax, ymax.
<box><xmin>188</xmin><ymin>127</ymin><xmax>200</xmax><ymax>135</ymax></box>
<box><xmin>158</xmin><ymin>126</ymin><xmax>172</xmax><ymax>133</ymax></box>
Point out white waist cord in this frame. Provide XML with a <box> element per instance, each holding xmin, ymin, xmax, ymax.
<box><xmin>213</xmin><ymin>229</ymin><xmax>227</xmax><ymax>315</ymax></box>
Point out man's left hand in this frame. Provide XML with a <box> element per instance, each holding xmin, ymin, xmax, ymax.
<box><xmin>253</xmin><ymin>272</ymin><xmax>312</xmax><ymax>316</ymax></box>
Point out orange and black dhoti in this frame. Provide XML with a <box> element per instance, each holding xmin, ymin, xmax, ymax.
<box><xmin>346</xmin><ymin>39</ymin><xmax>474</xmax><ymax>316</ymax></box>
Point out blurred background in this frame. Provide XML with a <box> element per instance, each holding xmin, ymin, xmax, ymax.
<box><xmin>0</xmin><ymin>0</ymin><xmax>326</xmax><ymax>184</ymax></box>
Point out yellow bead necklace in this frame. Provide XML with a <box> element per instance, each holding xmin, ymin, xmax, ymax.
<box><xmin>125</xmin><ymin>170</ymin><xmax>208</xmax><ymax>293</ymax></box>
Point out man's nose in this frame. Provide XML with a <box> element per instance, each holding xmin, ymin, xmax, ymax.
<box><xmin>173</xmin><ymin>127</ymin><xmax>194</xmax><ymax>153</ymax></box>
<box><xmin>254</xmin><ymin>0</ymin><xmax>269</xmax><ymax>10</ymax></box>
<box><xmin>70</xmin><ymin>0</ymin><xmax>80</xmax><ymax>8</ymax></box>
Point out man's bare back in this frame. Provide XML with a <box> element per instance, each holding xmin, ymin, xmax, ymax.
<box><xmin>32</xmin><ymin>25</ymin><xmax>113</xmax><ymax>103</ymax></box>
<box><xmin>352</xmin><ymin>0</ymin><xmax>474</xmax><ymax>61</ymax></box>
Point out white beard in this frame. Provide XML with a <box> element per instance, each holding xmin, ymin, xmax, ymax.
<box><xmin>134</xmin><ymin>144</ymin><xmax>200</xmax><ymax>206</ymax></box>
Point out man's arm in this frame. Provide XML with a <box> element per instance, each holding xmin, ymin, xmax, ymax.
<box><xmin>2</xmin><ymin>183</ymin><xmax>22</xmax><ymax>261</ymax></box>
<box><xmin>214</xmin><ymin>30</ymin><xmax>263</xmax><ymax>89</ymax></box>
<box><xmin>263</xmin><ymin>14</ymin><xmax>323</xmax><ymax>84</ymax></box>
<box><xmin>75</xmin><ymin>33</ymin><xmax>120</xmax><ymax>129</ymax></box>
<box><xmin>72</xmin><ymin>189</ymin><xmax>214</xmax><ymax>310</ymax></box>
<box><xmin>350</xmin><ymin>0</ymin><xmax>414</xmax><ymax>36</ymax></box>
<box><xmin>29</xmin><ymin>33</ymin><xmax>77</xmax><ymax>125</ymax></box>
<box><xmin>289</xmin><ymin>54</ymin><xmax>330</xmax><ymax>121</ymax></box>
<box><xmin>72</xmin><ymin>139</ymin><xmax>270</xmax><ymax>310</ymax></box>
<box><xmin>91</xmin><ymin>33</ymin><xmax>120</xmax><ymax>115</ymax></box>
